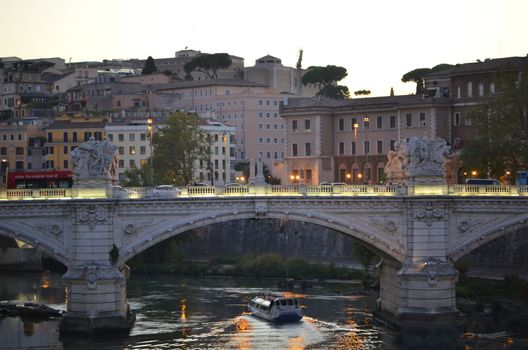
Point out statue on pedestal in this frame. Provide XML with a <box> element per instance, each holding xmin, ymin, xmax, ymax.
<box><xmin>71</xmin><ymin>138</ymin><xmax>119</xmax><ymax>187</ymax></box>
<box><xmin>385</xmin><ymin>137</ymin><xmax>450</xmax><ymax>185</ymax></box>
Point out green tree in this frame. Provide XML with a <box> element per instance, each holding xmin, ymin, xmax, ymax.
<box><xmin>183</xmin><ymin>53</ymin><xmax>232</xmax><ymax>79</ymax></box>
<box><xmin>401</xmin><ymin>63</ymin><xmax>453</xmax><ymax>94</ymax></box>
<box><xmin>461</xmin><ymin>69</ymin><xmax>528</xmax><ymax>178</ymax></box>
<box><xmin>302</xmin><ymin>65</ymin><xmax>350</xmax><ymax>99</ymax></box>
<box><xmin>142</xmin><ymin>56</ymin><xmax>158</xmax><ymax>75</ymax></box>
<box><xmin>152</xmin><ymin>112</ymin><xmax>207</xmax><ymax>186</ymax></box>
<box><xmin>354</xmin><ymin>89</ymin><xmax>371</xmax><ymax>96</ymax></box>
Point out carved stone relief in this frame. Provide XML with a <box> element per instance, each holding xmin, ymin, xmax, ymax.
<box><xmin>77</xmin><ymin>205</ymin><xmax>108</xmax><ymax>230</ymax></box>
<box><xmin>414</xmin><ymin>202</ymin><xmax>443</xmax><ymax>226</ymax></box>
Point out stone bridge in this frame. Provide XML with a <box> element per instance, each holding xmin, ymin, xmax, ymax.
<box><xmin>1</xmin><ymin>184</ymin><xmax>527</xmax><ymax>333</ymax></box>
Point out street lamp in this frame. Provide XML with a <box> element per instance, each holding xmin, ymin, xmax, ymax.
<box><xmin>353</xmin><ymin>122</ymin><xmax>359</xmax><ymax>183</ymax></box>
<box><xmin>363</xmin><ymin>116</ymin><xmax>370</xmax><ymax>184</ymax></box>
<box><xmin>147</xmin><ymin>116</ymin><xmax>154</xmax><ymax>186</ymax></box>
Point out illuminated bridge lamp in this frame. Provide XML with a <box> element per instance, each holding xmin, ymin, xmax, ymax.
<box><xmin>471</xmin><ymin>170</ymin><xmax>477</xmax><ymax>177</ymax></box>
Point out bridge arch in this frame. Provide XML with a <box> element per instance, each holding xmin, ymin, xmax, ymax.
<box><xmin>120</xmin><ymin>209</ymin><xmax>405</xmax><ymax>264</ymax></box>
<box><xmin>449</xmin><ymin>213</ymin><xmax>528</xmax><ymax>262</ymax></box>
<box><xmin>0</xmin><ymin>223</ymin><xmax>70</xmax><ymax>266</ymax></box>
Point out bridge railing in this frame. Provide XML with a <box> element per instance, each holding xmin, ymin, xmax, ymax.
<box><xmin>3</xmin><ymin>184</ymin><xmax>528</xmax><ymax>200</ymax></box>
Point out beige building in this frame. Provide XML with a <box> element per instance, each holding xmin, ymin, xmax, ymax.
<box><xmin>280</xmin><ymin>95</ymin><xmax>452</xmax><ymax>185</ymax></box>
<box><xmin>149</xmin><ymin>80</ymin><xmax>287</xmax><ymax>175</ymax></box>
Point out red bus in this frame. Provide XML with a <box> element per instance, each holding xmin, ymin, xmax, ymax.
<box><xmin>7</xmin><ymin>170</ymin><xmax>73</xmax><ymax>189</ymax></box>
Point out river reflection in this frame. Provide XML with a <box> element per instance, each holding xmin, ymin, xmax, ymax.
<box><xmin>0</xmin><ymin>272</ymin><xmax>526</xmax><ymax>349</ymax></box>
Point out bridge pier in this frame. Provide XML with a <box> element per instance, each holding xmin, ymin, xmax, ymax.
<box><xmin>378</xmin><ymin>257</ymin><xmax>459</xmax><ymax>326</ymax></box>
<box><xmin>60</xmin><ymin>263</ymin><xmax>134</xmax><ymax>334</ymax></box>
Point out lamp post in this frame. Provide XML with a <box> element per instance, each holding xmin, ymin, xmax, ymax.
<box><xmin>363</xmin><ymin>116</ymin><xmax>369</xmax><ymax>184</ymax></box>
<box><xmin>353</xmin><ymin>122</ymin><xmax>359</xmax><ymax>183</ymax></box>
<box><xmin>147</xmin><ymin>116</ymin><xmax>154</xmax><ymax>186</ymax></box>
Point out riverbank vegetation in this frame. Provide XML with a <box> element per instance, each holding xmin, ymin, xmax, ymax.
<box><xmin>128</xmin><ymin>249</ymin><xmax>369</xmax><ymax>281</ymax></box>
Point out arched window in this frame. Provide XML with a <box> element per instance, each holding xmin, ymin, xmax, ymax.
<box><xmin>466</xmin><ymin>82</ymin><xmax>473</xmax><ymax>97</ymax></box>
<box><xmin>478</xmin><ymin>81</ymin><xmax>484</xmax><ymax>97</ymax></box>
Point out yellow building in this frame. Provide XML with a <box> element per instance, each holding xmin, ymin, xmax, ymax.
<box><xmin>44</xmin><ymin>116</ymin><xmax>107</xmax><ymax>170</ymax></box>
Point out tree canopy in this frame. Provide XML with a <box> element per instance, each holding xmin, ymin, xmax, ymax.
<box><xmin>123</xmin><ymin>112</ymin><xmax>207</xmax><ymax>186</ymax></box>
<box><xmin>461</xmin><ymin>68</ymin><xmax>528</xmax><ymax>179</ymax></box>
<box><xmin>183</xmin><ymin>53</ymin><xmax>232</xmax><ymax>80</ymax></box>
<box><xmin>354</xmin><ymin>90</ymin><xmax>371</xmax><ymax>96</ymax></box>
<box><xmin>302</xmin><ymin>65</ymin><xmax>350</xmax><ymax>99</ymax></box>
<box><xmin>401</xmin><ymin>63</ymin><xmax>453</xmax><ymax>94</ymax></box>
<box><xmin>142</xmin><ymin>56</ymin><xmax>158</xmax><ymax>75</ymax></box>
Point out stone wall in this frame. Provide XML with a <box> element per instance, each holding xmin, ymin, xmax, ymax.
<box><xmin>176</xmin><ymin>219</ymin><xmax>359</xmax><ymax>264</ymax></box>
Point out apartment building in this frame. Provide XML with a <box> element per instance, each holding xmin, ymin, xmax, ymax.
<box><xmin>280</xmin><ymin>95</ymin><xmax>451</xmax><ymax>185</ymax></box>
<box><xmin>44</xmin><ymin>116</ymin><xmax>106</xmax><ymax>170</ymax></box>
<box><xmin>195</xmin><ymin>118</ymin><xmax>236</xmax><ymax>186</ymax></box>
<box><xmin>149</xmin><ymin>79</ymin><xmax>287</xmax><ymax>173</ymax></box>
<box><xmin>105</xmin><ymin>120</ymin><xmax>151</xmax><ymax>182</ymax></box>
<box><xmin>0</xmin><ymin>118</ymin><xmax>45</xmax><ymax>186</ymax></box>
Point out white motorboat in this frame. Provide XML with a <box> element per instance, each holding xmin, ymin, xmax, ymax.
<box><xmin>248</xmin><ymin>295</ymin><xmax>303</xmax><ymax>322</ymax></box>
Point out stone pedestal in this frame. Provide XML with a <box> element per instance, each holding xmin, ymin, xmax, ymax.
<box><xmin>377</xmin><ymin>258</ymin><xmax>459</xmax><ymax>326</ymax></box>
<box><xmin>60</xmin><ymin>264</ymin><xmax>134</xmax><ymax>334</ymax></box>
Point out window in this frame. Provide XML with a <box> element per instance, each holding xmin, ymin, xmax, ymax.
<box><xmin>457</xmin><ymin>86</ymin><xmax>461</xmax><ymax>98</ymax></box>
<box><xmin>140</xmin><ymin>146</ymin><xmax>146</xmax><ymax>155</ymax></box>
<box><xmin>292</xmin><ymin>120</ymin><xmax>298</xmax><ymax>131</ymax></box>
<box><xmin>129</xmin><ymin>134</ymin><xmax>135</xmax><ymax>142</ymax></box>
<box><xmin>64</xmin><ymin>160</ymin><xmax>68</xmax><ymax>168</ymax></box>
<box><xmin>274</xmin><ymin>152</ymin><xmax>278</xmax><ymax>159</ymax></box>
<box><xmin>454</xmin><ymin>112</ymin><xmax>461</xmax><ymax>126</ymax></box>
<box><xmin>390</xmin><ymin>115</ymin><xmax>396</xmax><ymax>129</ymax></box>
<box><xmin>376</xmin><ymin>116</ymin><xmax>383</xmax><ymax>129</ymax></box>
<box><xmin>364</xmin><ymin>141</ymin><xmax>370</xmax><ymax>154</ymax></box>
<box><xmin>84</xmin><ymin>132</ymin><xmax>92</xmax><ymax>141</ymax></box>
<box><xmin>259</xmin><ymin>113</ymin><xmax>263</xmax><ymax>118</ymax></box>
<box><xmin>0</xmin><ymin>147</ymin><xmax>6</xmax><ymax>155</ymax></box>
<box><xmin>420</xmin><ymin>113</ymin><xmax>426</xmax><ymax>127</ymax></box>
<box><xmin>63</xmin><ymin>132</ymin><xmax>68</xmax><ymax>142</ymax></box>
<box><xmin>478</xmin><ymin>81</ymin><xmax>484</xmax><ymax>97</ymax></box>
<box><xmin>406</xmin><ymin>113</ymin><xmax>412</xmax><ymax>127</ymax></box>
<box><xmin>305</xmin><ymin>143</ymin><xmax>311</xmax><ymax>156</ymax></box>
<box><xmin>390</xmin><ymin>139</ymin><xmax>396</xmax><ymax>151</ymax></box>
<box><xmin>467</xmin><ymin>81</ymin><xmax>473</xmax><ymax>97</ymax></box>
<box><xmin>489</xmin><ymin>82</ymin><xmax>495</xmax><ymax>95</ymax></box>
<box><xmin>464</xmin><ymin>113</ymin><xmax>472</xmax><ymax>126</ymax></box>
<box><xmin>266</xmin><ymin>113</ymin><xmax>270</xmax><ymax>118</ymax></box>
<box><xmin>364</xmin><ymin>119</ymin><xmax>370</xmax><ymax>129</ymax></box>
<box><xmin>292</xmin><ymin>144</ymin><xmax>298</xmax><ymax>156</ymax></box>
<box><xmin>259</xmin><ymin>100</ymin><xmax>263</xmax><ymax>105</ymax></box>
<box><xmin>108</xmin><ymin>134</ymin><xmax>113</xmax><ymax>142</ymax></box>
<box><xmin>118</xmin><ymin>134</ymin><xmax>124</xmax><ymax>142</ymax></box>
<box><xmin>266</xmin><ymin>152</ymin><xmax>271</xmax><ymax>158</ymax></box>
<box><xmin>63</xmin><ymin>146</ymin><xmax>68</xmax><ymax>154</ymax></box>
<box><xmin>351</xmin><ymin>141</ymin><xmax>356</xmax><ymax>155</ymax></box>
<box><xmin>305</xmin><ymin>119</ymin><xmax>311</xmax><ymax>131</ymax></box>
<box><xmin>16</xmin><ymin>147</ymin><xmax>24</xmax><ymax>155</ymax></box>
<box><xmin>118</xmin><ymin>146</ymin><xmax>124</xmax><ymax>155</ymax></box>
<box><xmin>351</xmin><ymin>118</ymin><xmax>357</xmax><ymax>129</ymax></box>
<box><xmin>339</xmin><ymin>142</ymin><xmax>345</xmax><ymax>155</ymax></box>
<box><xmin>140</xmin><ymin>133</ymin><xmax>146</xmax><ymax>141</ymax></box>
<box><xmin>129</xmin><ymin>159</ymin><xmax>136</xmax><ymax>168</ymax></box>
<box><xmin>73</xmin><ymin>132</ymin><xmax>77</xmax><ymax>142</ymax></box>
<box><xmin>16</xmin><ymin>161</ymin><xmax>24</xmax><ymax>170</ymax></box>
<box><xmin>258</xmin><ymin>124</ymin><xmax>263</xmax><ymax>129</ymax></box>
<box><xmin>47</xmin><ymin>132</ymin><xmax>52</xmax><ymax>142</ymax></box>
<box><xmin>377</xmin><ymin>140</ymin><xmax>383</xmax><ymax>154</ymax></box>
<box><xmin>258</xmin><ymin>138</ymin><xmax>263</xmax><ymax>144</ymax></box>
<box><xmin>119</xmin><ymin>160</ymin><xmax>124</xmax><ymax>168</ymax></box>
<box><xmin>129</xmin><ymin>146</ymin><xmax>136</xmax><ymax>155</ymax></box>
<box><xmin>338</xmin><ymin>118</ymin><xmax>344</xmax><ymax>131</ymax></box>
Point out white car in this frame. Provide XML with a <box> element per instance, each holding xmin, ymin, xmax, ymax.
<box><xmin>149</xmin><ymin>185</ymin><xmax>180</xmax><ymax>198</ymax></box>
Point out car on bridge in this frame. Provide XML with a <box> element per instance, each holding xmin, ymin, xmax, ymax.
<box><xmin>148</xmin><ymin>185</ymin><xmax>181</xmax><ymax>198</ymax></box>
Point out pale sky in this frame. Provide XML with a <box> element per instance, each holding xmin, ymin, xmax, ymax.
<box><xmin>1</xmin><ymin>0</ymin><xmax>527</xmax><ymax>96</ymax></box>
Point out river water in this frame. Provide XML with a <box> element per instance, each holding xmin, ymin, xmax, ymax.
<box><xmin>0</xmin><ymin>271</ymin><xmax>525</xmax><ymax>349</ymax></box>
